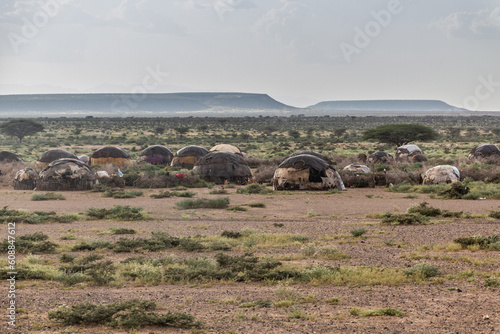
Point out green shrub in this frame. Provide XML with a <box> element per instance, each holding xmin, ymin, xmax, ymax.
<box><xmin>221</xmin><ymin>231</ymin><xmax>242</xmax><ymax>239</ymax></box>
<box><xmin>404</xmin><ymin>263</ymin><xmax>440</xmax><ymax>278</ymax></box>
<box><xmin>247</xmin><ymin>202</ymin><xmax>266</xmax><ymax>208</ymax></box>
<box><xmin>71</xmin><ymin>240</ymin><xmax>112</xmax><ymax>251</ymax></box>
<box><xmin>209</xmin><ymin>189</ymin><xmax>228</xmax><ymax>194</ymax></box>
<box><xmin>110</xmin><ymin>227</ymin><xmax>136</xmax><ymax>235</ymax></box>
<box><xmin>176</xmin><ymin>197</ymin><xmax>229</xmax><ymax>210</ymax></box>
<box><xmin>386</xmin><ymin>183</ymin><xmax>412</xmax><ymax>193</ymax></box>
<box><xmin>59</xmin><ymin>254</ymin><xmax>77</xmax><ymax>263</ymax></box>
<box><xmin>150</xmin><ymin>191</ymin><xmax>196</xmax><ymax>199</ymax></box>
<box><xmin>490</xmin><ymin>211</ymin><xmax>500</xmax><ymax>219</ymax></box>
<box><xmin>381</xmin><ymin>213</ymin><xmax>426</xmax><ymax>225</ymax></box>
<box><xmin>102</xmin><ymin>188</ymin><xmax>143</xmax><ymax>198</ymax></box>
<box><xmin>31</xmin><ymin>192</ymin><xmax>66</xmax><ymax>201</ymax></box>
<box><xmin>484</xmin><ymin>278</ymin><xmax>500</xmax><ymax>287</ymax></box>
<box><xmin>350</xmin><ymin>228</ymin><xmax>367</xmax><ymax>237</ymax></box>
<box><xmin>55</xmin><ymin>272</ymin><xmax>87</xmax><ymax>286</ymax></box>
<box><xmin>407</xmin><ymin>202</ymin><xmax>441</xmax><ymax>217</ymax></box>
<box><xmin>236</xmin><ymin>184</ymin><xmax>273</xmax><ymax>195</ymax></box>
<box><xmin>0</xmin><ymin>207</ymin><xmax>78</xmax><ymax>224</ymax></box>
<box><xmin>84</xmin><ymin>205</ymin><xmax>150</xmax><ymax>221</ymax></box>
<box><xmin>227</xmin><ymin>206</ymin><xmax>248</xmax><ymax>212</ymax></box>
<box><xmin>453</xmin><ymin>235</ymin><xmax>499</xmax><ymax>250</ymax></box>
<box><xmin>48</xmin><ymin>299</ymin><xmax>200</xmax><ymax>329</ymax></box>
<box><xmin>0</xmin><ymin>232</ymin><xmax>57</xmax><ymax>253</ymax></box>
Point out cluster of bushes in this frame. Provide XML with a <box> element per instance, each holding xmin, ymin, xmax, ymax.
<box><xmin>0</xmin><ymin>232</ymin><xmax>57</xmax><ymax>253</ymax></box>
<box><xmin>31</xmin><ymin>192</ymin><xmax>66</xmax><ymax>201</ymax></box>
<box><xmin>48</xmin><ymin>299</ymin><xmax>200</xmax><ymax>329</ymax></box>
<box><xmin>0</xmin><ymin>207</ymin><xmax>79</xmax><ymax>224</ymax></box>
<box><xmin>150</xmin><ymin>190</ymin><xmax>196</xmax><ymax>198</ymax></box>
<box><xmin>175</xmin><ymin>197</ymin><xmax>230</xmax><ymax>210</ymax></box>
<box><xmin>453</xmin><ymin>235</ymin><xmax>500</xmax><ymax>250</ymax></box>
<box><xmin>84</xmin><ymin>205</ymin><xmax>150</xmax><ymax>221</ymax></box>
<box><xmin>236</xmin><ymin>184</ymin><xmax>273</xmax><ymax>194</ymax></box>
<box><xmin>101</xmin><ymin>188</ymin><xmax>143</xmax><ymax>198</ymax></box>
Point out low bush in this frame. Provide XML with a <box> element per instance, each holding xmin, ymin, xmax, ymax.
<box><xmin>176</xmin><ymin>197</ymin><xmax>229</xmax><ymax>210</ymax></box>
<box><xmin>350</xmin><ymin>307</ymin><xmax>405</xmax><ymax>317</ymax></box>
<box><xmin>84</xmin><ymin>205</ymin><xmax>150</xmax><ymax>221</ymax></box>
<box><xmin>247</xmin><ymin>202</ymin><xmax>266</xmax><ymax>208</ymax></box>
<box><xmin>71</xmin><ymin>240</ymin><xmax>112</xmax><ymax>251</ymax></box>
<box><xmin>380</xmin><ymin>213</ymin><xmax>426</xmax><ymax>225</ymax></box>
<box><xmin>0</xmin><ymin>232</ymin><xmax>57</xmax><ymax>253</ymax></box>
<box><xmin>110</xmin><ymin>227</ymin><xmax>136</xmax><ymax>235</ymax></box>
<box><xmin>453</xmin><ymin>235</ymin><xmax>500</xmax><ymax>250</ymax></box>
<box><xmin>31</xmin><ymin>192</ymin><xmax>66</xmax><ymax>201</ymax></box>
<box><xmin>404</xmin><ymin>263</ymin><xmax>440</xmax><ymax>278</ymax></box>
<box><xmin>227</xmin><ymin>206</ymin><xmax>248</xmax><ymax>212</ymax></box>
<box><xmin>236</xmin><ymin>184</ymin><xmax>273</xmax><ymax>195</ymax></box>
<box><xmin>150</xmin><ymin>191</ymin><xmax>196</xmax><ymax>198</ymax></box>
<box><xmin>489</xmin><ymin>211</ymin><xmax>500</xmax><ymax>219</ymax></box>
<box><xmin>102</xmin><ymin>188</ymin><xmax>143</xmax><ymax>199</ymax></box>
<box><xmin>350</xmin><ymin>228</ymin><xmax>367</xmax><ymax>237</ymax></box>
<box><xmin>0</xmin><ymin>207</ymin><xmax>79</xmax><ymax>224</ymax></box>
<box><xmin>221</xmin><ymin>231</ymin><xmax>242</xmax><ymax>239</ymax></box>
<box><xmin>48</xmin><ymin>299</ymin><xmax>200</xmax><ymax>329</ymax></box>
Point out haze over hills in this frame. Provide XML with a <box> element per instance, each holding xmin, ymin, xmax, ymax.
<box><xmin>308</xmin><ymin>100</ymin><xmax>469</xmax><ymax>114</ymax></box>
<box><xmin>0</xmin><ymin>93</ymin><xmax>488</xmax><ymax>117</ymax></box>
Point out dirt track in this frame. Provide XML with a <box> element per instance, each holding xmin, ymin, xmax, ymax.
<box><xmin>1</xmin><ymin>186</ymin><xmax>499</xmax><ymax>333</ymax></box>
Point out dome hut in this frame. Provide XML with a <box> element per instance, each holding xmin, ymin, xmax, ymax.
<box><xmin>368</xmin><ymin>151</ymin><xmax>394</xmax><ymax>164</ymax></box>
<box><xmin>273</xmin><ymin>154</ymin><xmax>345</xmax><ymax>191</ymax></box>
<box><xmin>423</xmin><ymin>165</ymin><xmax>460</xmax><ymax>185</ymax></box>
<box><xmin>285</xmin><ymin>150</ymin><xmax>334</xmax><ymax>165</ymax></box>
<box><xmin>90</xmin><ymin>146</ymin><xmax>132</xmax><ymax>166</ymax></box>
<box><xmin>171</xmin><ymin>146</ymin><xmax>209</xmax><ymax>169</ymax></box>
<box><xmin>77</xmin><ymin>155</ymin><xmax>90</xmax><ymax>164</ymax></box>
<box><xmin>210</xmin><ymin>144</ymin><xmax>242</xmax><ymax>155</ymax></box>
<box><xmin>36</xmin><ymin>149</ymin><xmax>78</xmax><ymax>169</ymax></box>
<box><xmin>0</xmin><ymin>151</ymin><xmax>22</xmax><ymax>163</ymax></box>
<box><xmin>194</xmin><ymin>152</ymin><xmax>252</xmax><ymax>184</ymax></box>
<box><xmin>137</xmin><ymin>145</ymin><xmax>173</xmax><ymax>165</ymax></box>
<box><xmin>343</xmin><ymin>164</ymin><xmax>371</xmax><ymax>174</ymax></box>
<box><xmin>37</xmin><ymin>158</ymin><xmax>96</xmax><ymax>191</ymax></box>
<box><xmin>468</xmin><ymin>144</ymin><xmax>500</xmax><ymax>160</ymax></box>
<box><xmin>395</xmin><ymin>145</ymin><xmax>425</xmax><ymax>162</ymax></box>
<box><xmin>13</xmin><ymin>168</ymin><xmax>38</xmax><ymax>190</ymax></box>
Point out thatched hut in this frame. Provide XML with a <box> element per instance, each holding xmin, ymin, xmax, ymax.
<box><xmin>273</xmin><ymin>154</ymin><xmax>345</xmax><ymax>191</ymax></box>
<box><xmin>0</xmin><ymin>151</ymin><xmax>22</xmax><ymax>163</ymax></box>
<box><xmin>368</xmin><ymin>151</ymin><xmax>394</xmax><ymax>164</ymax></box>
<box><xmin>13</xmin><ymin>168</ymin><xmax>38</xmax><ymax>190</ymax></box>
<box><xmin>194</xmin><ymin>152</ymin><xmax>252</xmax><ymax>184</ymax></box>
<box><xmin>90</xmin><ymin>146</ymin><xmax>132</xmax><ymax>166</ymax></box>
<box><xmin>171</xmin><ymin>146</ymin><xmax>209</xmax><ymax>169</ymax></box>
<box><xmin>468</xmin><ymin>144</ymin><xmax>500</xmax><ymax>160</ymax></box>
<box><xmin>37</xmin><ymin>158</ymin><xmax>96</xmax><ymax>191</ymax></box>
<box><xmin>423</xmin><ymin>165</ymin><xmax>460</xmax><ymax>184</ymax></box>
<box><xmin>341</xmin><ymin>164</ymin><xmax>373</xmax><ymax>187</ymax></box>
<box><xmin>395</xmin><ymin>145</ymin><xmax>425</xmax><ymax>162</ymax></box>
<box><xmin>210</xmin><ymin>144</ymin><xmax>242</xmax><ymax>155</ymax></box>
<box><xmin>36</xmin><ymin>149</ymin><xmax>78</xmax><ymax>169</ymax></box>
<box><xmin>137</xmin><ymin>145</ymin><xmax>173</xmax><ymax>165</ymax></box>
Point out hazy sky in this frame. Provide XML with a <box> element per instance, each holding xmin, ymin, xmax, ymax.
<box><xmin>1</xmin><ymin>0</ymin><xmax>499</xmax><ymax>110</ymax></box>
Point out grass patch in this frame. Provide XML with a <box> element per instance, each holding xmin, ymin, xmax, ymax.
<box><xmin>453</xmin><ymin>235</ymin><xmax>500</xmax><ymax>250</ymax></box>
<box><xmin>0</xmin><ymin>207</ymin><xmax>79</xmax><ymax>224</ymax></box>
<box><xmin>102</xmin><ymin>188</ymin><xmax>143</xmax><ymax>198</ymax></box>
<box><xmin>489</xmin><ymin>211</ymin><xmax>500</xmax><ymax>219</ymax></box>
<box><xmin>110</xmin><ymin>227</ymin><xmax>136</xmax><ymax>235</ymax></box>
<box><xmin>247</xmin><ymin>202</ymin><xmax>266</xmax><ymax>208</ymax></box>
<box><xmin>48</xmin><ymin>299</ymin><xmax>200</xmax><ymax>329</ymax></box>
<box><xmin>350</xmin><ymin>307</ymin><xmax>405</xmax><ymax>317</ymax></box>
<box><xmin>176</xmin><ymin>197</ymin><xmax>229</xmax><ymax>210</ymax></box>
<box><xmin>236</xmin><ymin>184</ymin><xmax>273</xmax><ymax>195</ymax></box>
<box><xmin>84</xmin><ymin>205</ymin><xmax>150</xmax><ymax>221</ymax></box>
<box><xmin>403</xmin><ymin>263</ymin><xmax>440</xmax><ymax>278</ymax></box>
<box><xmin>150</xmin><ymin>191</ymin><xmax>196</xmax><ymax>198</ymax></box>
<box><xmin>380</xmin><ymin>213</ymin><xmax>427</xmax><ymax>225</ymax></box>
<box><xmin>31</xmin><ymin>192</ymin><xmax>66</xmax><ymax>201</ymax></box>
<box><xmin>209</xmin><ymin>189</ymin><xmax>228</xmax><ymax>195</ymax></box>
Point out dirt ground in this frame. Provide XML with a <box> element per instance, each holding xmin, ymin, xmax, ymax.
<box><xmin>0</xmin><ymin>186</ymin><xmax>499</xmax><ymax>333</ymax></box>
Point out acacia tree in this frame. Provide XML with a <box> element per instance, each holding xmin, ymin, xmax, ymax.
<box><xmin>0</xmin><ymin>119</ymin><xmax>44</xmax><ymax>143</ymax></box>
<box><xmin>362</xmin><ymin>123</ymin><xmax>439</xmax><ymax>147</ymax></box>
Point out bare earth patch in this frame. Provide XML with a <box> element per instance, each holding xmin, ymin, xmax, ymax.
<box><xmin>0</xmin><ymin>186</ymin><xmax>498</xmax><ymax>333</ymax></box>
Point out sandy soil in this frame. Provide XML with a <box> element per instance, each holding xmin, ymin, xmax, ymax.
<box><xmin>0</xmin><ymin>186</ymin><xmax>499</xmax><ymax>333</ymax></box>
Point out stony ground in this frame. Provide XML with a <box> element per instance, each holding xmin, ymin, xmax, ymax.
<box><xmin>0</xmin><ymin>186</ymin><xmax>499</xmax><ymax>333</ymax></box>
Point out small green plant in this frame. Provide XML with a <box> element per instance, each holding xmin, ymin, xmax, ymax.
<box><xmin>273</xmin><ymin>223</ymin><xmax>284</xmax><ymax>228</ymax></box>
<box><xmin>350</xmin><ymin>307</ymin><xmax>405</xmax><ymax>317</ymax></box>
<box><xmin>404</xmin><ymin>263</ymin><xmax>440</xmax><ymax>278</ymax></box>
<box><xmin>489</xmin><ymin>211</ymin><xmax>500</xmax><ymax>219</ymax></box>
<box><xmin>350</xmin><ymin>228</ymin><xmax>367</xmax><ymax>237</ymax></box>
<box><xmin>484</xmin><ymin>278</ymin><xmax>500</xmax><ymax>287</ymax></box>
<box><xmin>227</xmin><ymin>206</ymin><xmax>248</xmax><ymax>212</ymax></box>
<box><xmin>325</xmin><ymin>297</ymin><xmax>341</xmax><ymax>305</ymax></box>
<box><xmin>236</xmin><ymin>184</ymin><xmax>273</xmax><ymax>195</ymax></box>
<box><xmin>59</xmin><ymin>254</ymin><xmax>77</xmax><ymax>263</ymax></box>
<box><xmin>247</xmin><ymin>202</ymin><xmax>266</xmax><ymax>208</ymax></box>
<box><xmin>176</xmin><ymin>197</ymin><xmax>229</xmax><ymax>210</ymax></box>
<box><xmin>110</xmin><ymin>227</ymin><xmax>136</xmax><ymax>235</ymax></box>
<box><xmin>407</xmin><ymin>202</ymin><xmax>441</xmax><ymax>217</ymax></box>
<box><xmin>31</xmin><ymin>192</ymin><xmax>66</xmax><ymax>201</ymax></box>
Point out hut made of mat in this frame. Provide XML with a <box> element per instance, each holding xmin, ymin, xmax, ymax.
<box><xmin>273</xmin><ymin>154</ymin><xmax>345</xmax><ymax>191</ymax></box>
<box><xmin>395</xmin><ymin>145</ymin><xmax>423</xmax><ymax>162</ymax></box>
<box><xmin>210</xmin><ymin>144</ymin><xmax>242</xmax><ymax>154</ymax></box>
<box><xmin>138</xmin><ymin>145</ymin><xmax>173</xmax><ymax>165</ymax></box>
<box><xmin>171</xmin><ymin>146</ymin><xmax>208</xmax><ymax>168</ymax></box>
<box><xmin>423</xmin><ymin>165</ymin><xmax>460</xmax><ymax>185</ymax></box>
<box><xmin>343</xmin><ymin>164</ymin><xmax>371</xmax><ymax>174</ymax></box>
<box><xmin>13</xmin><ymin>168</ymin><xmax>38</xmax><ymax>190</ymax></box>
<box><xmin>468</xmin><ymin>144</ymin><xmax>500</xmax><ymax>159</ymax></box>
<box><xmin>0</xmin><ymin>151</ymin><xmax>22</xmax><ymax>163</ymax></box>
<box><xmin>38</xmin><ymin>158</ymin><xmax>96</xmax><ymax>191</ymax></box>
<box><xmin>194</xmin><ymin>151</ymin><xmax>252</xmax><ymax>184</ymax></box>
<box><xmin>37</xmin><ymin>149</ymin><xmax>77</xmax><ymax>168</ymax></box>
<box><xmin>90</xmin><ymin>146</ymin><xmax>132</xmax><ymax>166</ymax></box>
<box><xmin>368</xmin><ymin>151</ymin><xmax>394</xmax><ymax>164</ymax></box>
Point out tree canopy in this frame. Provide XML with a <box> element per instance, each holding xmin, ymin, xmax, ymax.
<box><xmin>362</xmin><ymin>123</ymin><xmax>439</xmax><ymax>147</ymax></box>
<box><xmin>0</xmin><ymin>119</ymin><xmax>44</xmax><ymax>143</ymax></box>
